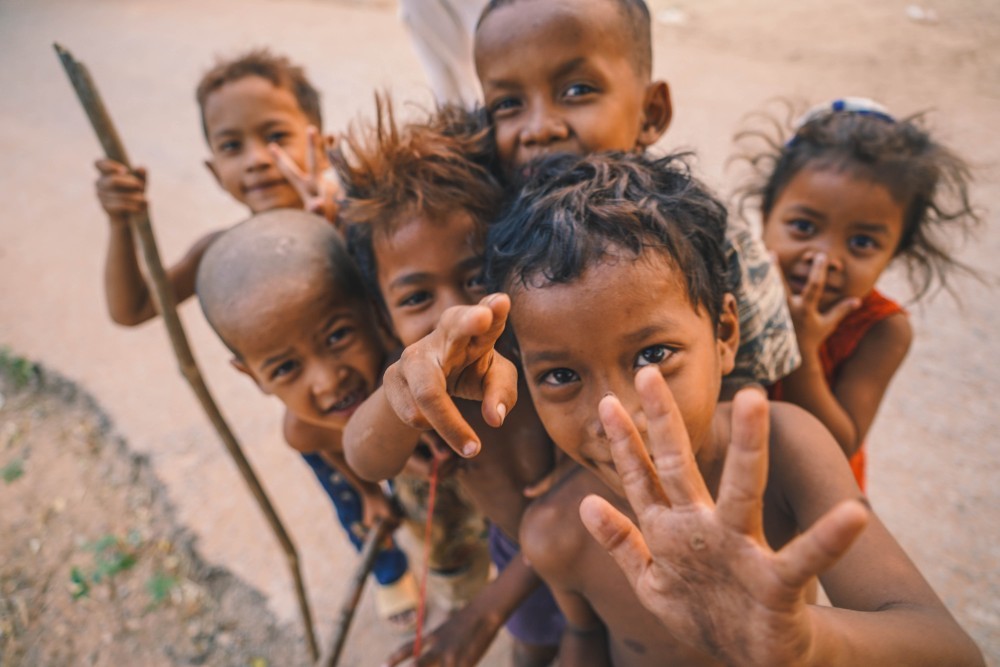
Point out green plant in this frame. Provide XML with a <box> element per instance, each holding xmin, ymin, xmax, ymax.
<box><xmin>1</xmin><ymin>458</ymin><xmax>24</xmax><ymax>484</ymax></box>
<box><xmin>0</xmin><ymin>348</ymin><xmax>38</xmax><ymax>389</ymax></box>
<box><xmin>146</xmin><ymin>571</ymin><xmax>178</xmax><ymax>607</ymax></box>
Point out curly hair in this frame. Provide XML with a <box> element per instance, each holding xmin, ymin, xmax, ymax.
<box><xmin>335</xmin><ymin>95</ymin><xmax>505</xmax><ymax>305</ymax></box>
<box><xmin>195</xmin><ymin>48</ymin><xmax>322</xmax><ymax>139</ymax></box>
<box><xmin>486</xmin><ymin>151</ymin><xmax>730</xmax><ymax>325</ymax></box>
<box><xmin>732</xmin><ymin>100</ymin><xmax>980</xmax><ymax>300</ymax></box>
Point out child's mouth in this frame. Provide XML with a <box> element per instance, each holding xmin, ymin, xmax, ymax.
<box><xmin>326</xmin><ymin>387</ymin><xmax>366</xmax><ymax>415</ymax></box>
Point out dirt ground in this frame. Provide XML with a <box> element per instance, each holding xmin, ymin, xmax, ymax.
<box><xmin>0</xmin><ymin>0</ymin><xmax>998</xmax><ymax>665</ymax></box>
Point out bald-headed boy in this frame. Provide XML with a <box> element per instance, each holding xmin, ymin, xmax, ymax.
<box><xmin>196</xmin><ymin>209</ymin><xmax>422</xmax><ymax>628</ymax></box>
<box><xmin>473</xmin><ymin>0</ymin><xmax>799</xmax><ymax>391</ymax></box>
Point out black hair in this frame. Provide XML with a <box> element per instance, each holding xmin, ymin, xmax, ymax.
<box><xmin>486</xmin><ymin>151</ymin><xmax>729</xmax><ymax>325</ymax></box>
<box><xmin>477</xmin><ymin>0</ymin><xmax>652</xmax><ymax>78</ymax></box>
<box><xmin>734</xmin><ymin>102</ymin><xmax>980</xmax><ymax>299</ymax></box>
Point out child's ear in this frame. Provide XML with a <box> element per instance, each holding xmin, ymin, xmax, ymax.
<box><xmin>636</xmin><ymin>80</ymin><xmax>673</xmax><ymax>149</ymax></box>
<box><xmin>230</xmin><ymin>357</ymin><xmax>267</xmax><ymax>393</ymax></box>
<box><xmin>716</xmin><ymin>293</ymin><xmax>740</xmax><ymax>376</ymax></box>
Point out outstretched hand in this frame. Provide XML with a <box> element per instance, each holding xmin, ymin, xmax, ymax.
<box><xmin>270</xmin><ymin>125</ymin><xmax>341</xmax><ymax>222</ymax></box>
<box><xmin>383</xmin><ymin>293</ymin><xmax>518</xmax><ymax>458</ymax></box>
<box><xmin>381</xmin><ymin>603</ymin><xmax>502</xmax><ymax>667</ymax></box>
<box><xmin>578</xmin><ymin>367</ymin><xmax>869</xmax><ymax>666</ymax></box>
<box><xmin>783</xmin><ymin>253</ymin><xmax>861</xmax><ymax>354</ymax></box>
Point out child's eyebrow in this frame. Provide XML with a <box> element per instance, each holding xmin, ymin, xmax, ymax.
<box><xmin>259</xmin><ymin>348</ymin><xmax>293</xmax><ymax>373</ymax></box>
<box><xmin>851</xmin><ymin>222</ymin><xmax>893</xmax><ymax>235</ymax></box>
<box><xmin>622</xmin><ymin>324</ymin><xmax>680</xmax><ymax>345</ymax></box>
<box><xmin>522</xmin><ymin>349</ymin><xmax>571</xmax><ymax>367</ymax></box>
<box><xmin>388</xmin><ymin>272</ymin><xmax>433</xmax><ymax>290</ymax></box>
<box><xmin>787</xmin><ymin>204</ymin><xmax>826</xmax><ymax>220</ymax></box>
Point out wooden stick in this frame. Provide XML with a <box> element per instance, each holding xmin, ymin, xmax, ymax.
<box><xmin>321</xmin><ymin>518</ymin><xmax>392</xmax><ymax>667</ymax></box>
<box><xmin>53</xmin><ymin>43</ymin><xmax>320</xmax><ymax>662</ymax></box>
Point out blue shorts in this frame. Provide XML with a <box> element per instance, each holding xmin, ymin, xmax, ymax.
<box><xmin>301</xmin><ymin>453</ymin><xmax>408</xmax><ymax>586</ymax></box>
<box><xmin>488</xmin><ymin>525</ymin><xmax>566</xmax><ymax>647</ymax></box>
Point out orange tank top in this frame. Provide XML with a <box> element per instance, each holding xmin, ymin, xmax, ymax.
<box><xmin>770</xmin><ymin>289</ymin><xmax>904</xmax><ymax>491</ymax></box>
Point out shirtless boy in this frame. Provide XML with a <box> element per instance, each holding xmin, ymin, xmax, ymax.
<box><xmin>194</xmin><ymin>209</ymin><xmax>433</xmax><ymax>627</ymax></box>
<box><xmin>481</xmin><ymin>151</ymin><xmax>983</xmax><ymax>666</ymax></box>
<box><xmin>337</xmin><ymin>102</ymin><xmax>562</xmax><ymax>666</ymax></box>
<box><xmin>95</xmin><ymin>48</ymin><xmax>338</xmax><ymax>326</ymax></box>
<box><xmin>474</xmin><ymin>0</ymin><xmax>798</xmax><ymax>389</ymax></box>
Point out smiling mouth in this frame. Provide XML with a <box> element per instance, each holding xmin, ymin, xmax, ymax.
<box><xmin>245</xmin><ymin>179</ymin><xmax>287</xmax><ymax>194</ymax></box>
<box><xmin>325</xmin><ymin>387</ymin><xmax>366</xmax><ymax>415</ymax></box>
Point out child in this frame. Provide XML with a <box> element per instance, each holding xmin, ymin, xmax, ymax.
<box><xmin>480</xmin><ymin>151</ymin><xmax>982</xmax><ymax>666</ymax></box>
<box><xmin>473</xmin><ymin>0</ymin><xmax>800</xmax><ymax>391</ymax></box>
<box><xmin>195</xmin><ymin>209</ymin><xmax>422</xmax><ymax>629</ymax></box>
<box><xmin>739</xmin><ymin>98</ymin><xmax>980</xmax><ymax>489</ymax></box>
<box><xmin>94</xmin><ymin>48</ymin><xmax>338</xmax><ymax>326</ymax></box>
<box><xmin>337</xmin><ymin>101</ymin><xmax>563</xmax><ymax>667</ymax></box>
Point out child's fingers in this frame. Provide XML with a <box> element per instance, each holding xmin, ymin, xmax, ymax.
<box><xmin>480</xmin><ymin>353</ymin><xmax>518</xmax><ymax>428</ymax></box>
<box><xmin>598</xmin><ymin>389</ymin><xmax>670</xmax><ymax>513</ymax></box>
<box><xmin>821</xmin><ymin>296</ymin><xmax>861</xmax><ymax>328</ymax></box>
<box><xmin>579</xmin><ymin>494</ymin><xmax>652</xmax><ymax>592</ymax></box>
<box><xmin>269</xmin><ymin>143</ymin><xmax>309</xmax><ymax>190</ymax></box>
<box><xmin>772</xmin><ymin>499</ymin><xmax>869</xmax><ymax>591</ymax></box>
<box><xmin>403</xmin><ymin>373</ymin><xmax>481</xmax><ymax>458</ymax></box>
<box><xmin>634</xmin><ymin>366</ymin><xmax>712</xmax><ymax>508</ymax></box>
<box><xmin>306</xmin><ymin>125</ymin><xmax>320</xmax><ymax>179</ymax></box>
<box><xmin>800</xmin><ymin>253</ymin><xmax>828</xmax><ymax>307</ymax></box>
<box><xmin>715</xmin><ymin>387</ymin><xmax>770</xmax><ymax>536</ymax></box>
<box><xmin>97</xmin><ymin>172</ymin><xmax>146</xmax><ymax>192</ymax></box>
<box><xmin>94</xmin><ymin>158</ymin><xmax>127</xmax><ymax>175</ymax></box>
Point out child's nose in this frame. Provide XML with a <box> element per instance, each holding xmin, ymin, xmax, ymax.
<box><xmin>805</xmin><ymin>249</ymin><xmax>844</xmax><ymax>274</ymax></box>
<box><xmin>520</xmin><ymin>101</ymin><xmax>569</xmax><ymax>147</ymax></box>
<box><xmin>245</xmin><ymin>139</ymin><xmax>275</xmax><ymax>171</ymax></box>
<box><xmin>309</xmin><ymin>363</ymin><xmax>339</xmax><ymax>400</ymax></box>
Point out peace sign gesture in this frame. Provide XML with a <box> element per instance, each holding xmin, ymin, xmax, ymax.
<box><xmin>270</xmin><ymin>125</ymin><xmax>341</xmax><ymax>223</ymax></box>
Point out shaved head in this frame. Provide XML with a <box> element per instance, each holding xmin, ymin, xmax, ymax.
<box><xmin>478</xmin><ymin>0</ymin><xmax>652</xmax><ymax>78</ymax></box>
<box><xmin>197</xmin><ymin>209</ymin><xmax>365</xmax><ymax>355</ymax></box>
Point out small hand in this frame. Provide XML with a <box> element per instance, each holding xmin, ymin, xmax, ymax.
<box><xmin>579</xmin><ymin>367</ymin><xmax>869</xmax><ymax>666</ymax></box>
<box><xmin>270</xmin><ymin>125</ymin><xmax>341</xmax><ymax>222</ymax></box>
<box><xmin>783</xmin><ymin>253</ymin><xmax>860</xmax><ymax>354</ymax></box>
<box><xmin>384</xmin><ymin>294</ymin><xmax>518</xmax><ymax>458</ymax></box>
<box><xmin>362</xmin><ymin>489</ymin><xmax>400</xmax><ymax>530</ymax></box>
<box><xmin>94</xmin><ymin>159</ymin><xmax>148</xmax><ymax>223</ymax></box>
<box><xmin>382</xmin><ymin>603</ymin><xmax>502</xmax><ymax>667</ymax></box>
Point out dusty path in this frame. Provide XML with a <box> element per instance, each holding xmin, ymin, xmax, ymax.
<box><xmin>1</xmin><ymin>0</ymin><xmax>998</xmax><ymax>664</ymax></box>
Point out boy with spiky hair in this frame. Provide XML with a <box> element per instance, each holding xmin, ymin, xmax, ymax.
<box><xmin>338</xmin><ymin>100</ymin><xmax>563</xmax><ymax>667</ymax></box>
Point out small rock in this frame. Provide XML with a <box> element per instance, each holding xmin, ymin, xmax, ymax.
<box><xmin>656</xmin><ymin>7</ymin><xmax>688</xmax><ymax>26</ymax></box>
<box><xmin>28</xmin><ymin>538</ymin><xmax>40</xmax><ymax>554</ymax></box>
<box><xmin>905</xmin><ymin>4</ymin><xmax>939</xmax><ymax>23</ymax></box>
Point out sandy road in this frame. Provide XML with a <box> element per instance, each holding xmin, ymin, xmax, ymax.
<box><xmin>0</xmin><ymin>0</ymin><xmax>997</xmax><ymax>663</ymax></box>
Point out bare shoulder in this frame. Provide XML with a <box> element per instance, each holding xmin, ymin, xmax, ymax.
<box><xmin>520</xmin><ymin>469</ymin><xmax>592</xmax><ymax>586</ymax></box>
<box><xmin>282</xmin><ymin>410</ymin><xmax>342</xmax><ymax>456</ymax></box>
<box><xmin>856</xmin><ymin>310</ymin><xmax>912</xmax><ymax>359</ymax></box>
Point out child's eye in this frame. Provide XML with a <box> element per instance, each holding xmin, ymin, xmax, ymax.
<box><xmin>489</xmin><ymin>97</ymin><xmax>522</xmax><ymax>117</ymax></box>
<box><xmin>217</xmin><ymin>139</ymin><xmax>241</xmax><ymax>154</ymax></box>
<box><xmin>787</xmin><ymin>218</ymin><xmax>816</xmax><ymax>236</ymax></box>
<box><xmin>564</xmin><ymin>83</ymin><xmax>597</xmax><ymax>99</ymax></box>
<box><xmin>271</xmin><ymin>359</ymin><xmax>299</xmax><ymax>380</ymax></box>
<box><xmin>539</xmin><ymin>368</ymin><xmax>579</xmax><ymax>387</ymax></box>
<box><xmin>635</xmin><ymin>345</ymin><xmax>673</xmax><ymax>369</ymax></box>
<box><xmin>327</xmin><ymin>326</ymin><xmax>353</xmax><ymax>348</ymax></box>
<box><xmin>399</xmin><ymin>291</ymin><xmax>432</xmax><ymax>308</ymax></box>
<box><xmin>266</xmin><ymin>131</ymin><xmax>291</xmax><ymax>144</ymax></box>
<box><xmin>465</xmin><ymin>273</ymin><xmax>487</xmax><ymax>295</ymax></box>
<box><xmin>848</xmin><ymin>234</ymin><xmax>880</xmax><ymax>253</ymax></box>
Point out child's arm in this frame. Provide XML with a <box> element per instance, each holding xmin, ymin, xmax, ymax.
<box><xmin>284</xmin><ymin>413</ymin><xmax>398</xmax><ymax>527</ymax></box>
<box><xmin>343</xmin><ymin>294</ymin><xmax>518</xmax><ymax>480</ymax></box>
<box><xmin>780</xmin><ymin>254</ymin><xmax>912</xmax><ymax>455</ymax></box>
<box><xmin>383</xmin><ymin>553</ymin><xmax>543</xmax><ymax>667</ymax></box>
<box><xmin>580</xmin><ymin>368</ymin><xmax>983</xmax><ymax>667</ymax></box>
<box><xmin>95</xmin><ymin>159</ymin><xmax>222</xmax><ymax>326</ymax></box>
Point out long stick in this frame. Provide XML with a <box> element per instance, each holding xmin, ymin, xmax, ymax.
<box><xmin>321</xmin><ymin>518</ymin><xmax>391</xmax><ymax>667</ymax></box>
<box><xmin>54</xmin><ymin>43</ymin><xmax>319</xmax><ymax>662</ymax></box>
